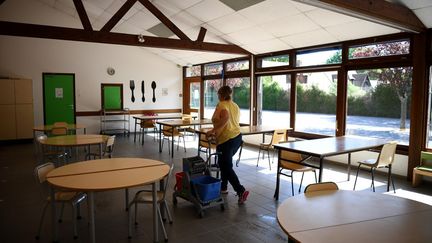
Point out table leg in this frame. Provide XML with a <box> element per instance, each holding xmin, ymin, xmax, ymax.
<box><xmin>88</xmin><ymin>191</ymin><xmax>96</xmax><ymax>243</ymax></box>
<box><xmin>318</xmin><ymin>157</ymin><xmax>324</xmax><ymax>182</ymax></box>
<box><xmin>134</xmin><ymin>118</ymin><xmax>138</xmax><ymax>143</ymax></box>
<box><xmin>262</xmin><ymin>133</ymin><xmax>265</xmax><ymax>143</ymax></box>
<box><xmin>152</xmin><ymin>183</ymin><xmax>159</xmax><ymax>243</ymax></box>
<box><xmin>99</xmin><ymin>143</ymin><xmax>102</xmax><ymax>158</ymax></box>
<box><xmin>84</xmin><ymin>128</ymin><xmax>87</xmax><ymax>134</ymax></box>
<box><xmin>171</xmin><ymin>127</ymin><xmax>174</xmax><ymax>158</ymax></box>
<box><xmin>347</xmin><ymin>153</ymin><xmax>351</xmax><ymax>181</ymax></box>
<box><xmin>50</xmin><ymin>186</ymin><xmax>58</xmax><ymax>243</ymax></box>
<box><xmin>159</xmin><ymin>125</ymin><xmax>162</xmax><ymax>153</ymax></box>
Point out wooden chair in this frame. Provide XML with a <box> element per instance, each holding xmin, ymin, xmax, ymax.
<box><xmin>161</xmin><ymin>125</ymin><xmax>186</xmax><ymax>154</ymax></box>
<box><xmin>128</xmin><ymin>164</ymin><xmax>174</xmax><ymax>241</ymax></box>
<box><xmin>353</xmin><ymin>141</ymin><xmax>397</xmax><ymax>193</ymax></box>
<box><xmin>304</xmin><ymin>182</ymin><xmax>339</xmax><ymax>193</ymax></box>
<box><xmin>412</xmin><ymin>151</ymin><xmax>432</xmax><ymax>187</ymax></box>
<box><xmin>257</xmin><ymin>129</ymin><xmax>287</xmax><ymax>170</ymax></box>
<box><xmin>139</xmin><ymin>113</ymin><xmax>158</xmax><ymax>143</ymax></box>
<box><xmin>50</xmin><ymin>126</ymin><xmax>68</xmax><ymax>136</ymax></box>
<box><xmin>35</xmin><ymin>134</ymin><xmax>67</xmax><ymax>165</ymax></box>
<box><xmin>86</xmin><ymin>135</ymin><xmax>116</xmax><ymax>160</ymax></box>
<box><xmin>274</xmin><ymin>149</ymin><xmax>316</xmax><ymax>200</ymax></box>
<box><xmin>34</xmin><ymin>163</ymin><xmax>86</xmax><ymax>240</ymax></box>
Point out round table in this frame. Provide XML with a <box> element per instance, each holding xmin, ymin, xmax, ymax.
<box><xmin>39</xmin><ymin>134</ymin><xmax>108</xmax><ymax>160</ymax></box>
<box><xmin>47</xmin><ymin>158</ymin><xmax>170</xmax><ymax>243</ymax></box>
<box><xmin>33</xmin><ymin>124</ymin><xmax>87</xmax><ymax>135</ymax></box>
<box><xmin>277</xmin><ymin>190</ymin><xmax>432</xmax><ymax>243</ymax></box>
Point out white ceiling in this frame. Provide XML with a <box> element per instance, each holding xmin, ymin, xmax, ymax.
<box><xmin>1</xmin><ymin>0</ymin><xmax>431</xmax><ymax>66</ymax></box>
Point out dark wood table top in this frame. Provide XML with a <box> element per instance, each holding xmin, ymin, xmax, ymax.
<box><xmin>274</xmin><ymin>136</ymin><xmax>387</xmax><ymax>157</ymax></box>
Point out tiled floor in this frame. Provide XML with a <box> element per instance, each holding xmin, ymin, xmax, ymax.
<box><xmin>1</xmin><ymin>134</ymin><xmax>432</xmax><ymax>243</ymax></box>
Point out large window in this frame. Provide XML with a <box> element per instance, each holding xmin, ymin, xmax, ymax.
<box><xmin>204</xmin><ymin>62</ymin><xmax>223</xmax><ymax>76</ymax></box>
<box><xmin>348</xmin><ymin>39</ymin><xmax>410</xmax><ymax>59</ymax></box>
<box><xmin>185</xmin><ymin>65</ymin><xmax>201</xmax><ymax>77</ymax></box>
<box><xmin>426</xmin><ymin>66</ymin><xmax>432</xmax><ymax>148</ymax></box>
<box><xmin>296</xmin><ymin>47</ymin><xmax>342</xmax><ymax>67</ymax></box>
<box><xmin>257</xmin><ymin>54</ymin><xmax>289</xmax><ymax>68</ymax></box>
<box><xmin>295</xmin><ymin>71</ymin><xmax>337</xmax><ymax>136</ymax></box>
<box><xmin>257</xmin><ymin>74</ymin><xmax>291</xmax><ymax>127</ymax></box>
<box><xmin>227</xmin><ymin>77</ymin><xmax>250</xmax><ymax>124</ymax></box>
<box><xmin>203</xmin><ymin>79</ymin><xmax>222</xmax><ymax>118</ymax></box>
<box><xmin>226</xmin><ymin>60</ymin><xmax>249</xmax><ymax>71</ymax></box>
<box><xmin>346</xmin><ymin>67</ymin><xmax>412</xmax><ymax>145</ymax></box>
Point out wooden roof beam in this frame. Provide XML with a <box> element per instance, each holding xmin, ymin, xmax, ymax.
<box><xmin>73</xmin><ymin>0</ymin><xmax>93</xmax><ymax>31</ymax></box>
<box><xmin>101</xmin><ymin>0</ymin><xmax>137</xmax><ymax>32</ymax></box>
<box><xmin>293</xmin><ymin>0</ymin><xmax>426</xmax><ymax>33</ymax></box>
<box><xmin>196</xmin><ymin>27</ymin><xmax>207</xmax><ymax>42</ymax></box>
<box><xmin>137</xmin><ymin>0</ymin><xmax>191</xmax><ymax>41</ymax></box>
<box><xmin>0</xmin><ymin>21</ymin><xmax>250</xmax><ymax>55</ymax></box>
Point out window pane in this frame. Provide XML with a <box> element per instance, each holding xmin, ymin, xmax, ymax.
<box><xmin>203</xmin><ymin>79</ymin><xmax>222</xmax><ymax>118</ymax></box>
<box><xmin>204</xmin><ymin>62</ymin><xmax>223</xmax><ymax>76</ymax></box>
<box><xmin>296</xmin><ymin>71</ymin><xmax>337</xmax><ymax>136</ymax></box>
<box><xmin>185</xmin><ymin>66</ymin><xmax>201</xmax><ymax>77</ymax></box>
<box><xmin>257</xmin><ymin>75</ymin><xmax>290</xmax><ymax>127</ymax></box>
<box><xmin>227</xmin><ymin>77</ymin><xmax>250</xmax><ymax>124</ymax></box>
<box><xmin>296</xmin><ymin>48</ymin><xmax>342</xmax><ymax>67</ymax></box>
<box><xmin>349</xmin><ymin>39</ymin><xmax>410</xmax><ymax>59</ymax></box>
<box><xmin>226</xmin><ymin>60</ymin><xmax>249</xmax><ymax>71</ymax></box>
<box><xmin>346</xmin><ymin>67</ymin><xmax>412</xmax><ymax>145</ymax></box>
<box><xmin>189</xmin><ymin>82</ymin><xmax>200</xmax><ymax>109</ymax></box>
<box><xmin>257</xmin><ymin>54</ymin><xmax>289</xmax><ymax>68</ymax></box>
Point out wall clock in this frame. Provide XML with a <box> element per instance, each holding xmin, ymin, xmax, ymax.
<box><xmin>107</xmin><ymin>67</ymin><xmax>115</xmax><ymax>76</ymax></box>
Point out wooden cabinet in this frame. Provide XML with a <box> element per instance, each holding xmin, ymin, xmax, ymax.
<box><xmin>0</xmin><ymin>78</ymin><xmax>34</xmax><ymax>140</ymax></box>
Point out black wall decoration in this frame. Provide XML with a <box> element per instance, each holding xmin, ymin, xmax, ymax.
<box><xmin>151</xmin><ymin>81</ymin><xmax>156</xmax><ymax>103</ymax></box>
<box><xmin>130</xmin><ymin>80</ymin><xmax>135</xmax><ymax>102</ymax></box>
<box><xmin>141</xmin><ymin>80</ymin><xmax>145</xmax><ymax>102</ymax></box>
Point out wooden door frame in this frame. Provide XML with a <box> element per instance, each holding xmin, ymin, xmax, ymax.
<box><xmin>183</xmin><ymin>77</ymin><xmax>201</xmax><ymax>116</ymax></box>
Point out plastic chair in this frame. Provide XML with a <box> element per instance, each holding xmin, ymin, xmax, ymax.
<box><xmin>161</xmin><ymin>125</ymin><xmax>186</xmax><ymax>154</ymax></box>
<box><xmin>128</xmin><ymin>164</ymin><xmax>174</xmax><ymax>241</ymax></box>
<box><xmin>413</xmin><ymin>151</ymin><xmax>432</xmax><ymax>187</ymax></box>
<box><xmin>34</xmin><ymin>163</ymin><xmax>86</xmax><ymax>240</ymax></box>
<box><xmin>257</xmin><ymin>129</ymin><xmax>287</xmax><ymax>170</ymax></box>
<box><xmin>353</xmin><ymin>141</ymin><xmax>397</xmax><ymax>193</ymax></box>
<box><xmin>304</xmin><ymin>182</ymin><xmax>339</xmax><ymax>193</ymax></box>
<box><xmin>274</xmin><ymin>149</ymin><xmax>316</xmax><ymax>200</ymax></box>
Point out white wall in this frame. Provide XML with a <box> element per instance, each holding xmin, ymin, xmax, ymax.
<box><xmin>0</xmin><ymin>36</ymin><xmax>182</xmax><ymax>133</ymax></box>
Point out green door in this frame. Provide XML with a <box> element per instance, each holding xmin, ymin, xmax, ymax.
<box><xmin>43</xmin><ymin>73</ymin><xmax>76</xmax><ymax>125</ymax></box>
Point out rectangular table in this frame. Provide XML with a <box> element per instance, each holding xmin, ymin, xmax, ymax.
<box><xmin>274</xmin><ymin>136</ymin><xmax>387</xmax><ymax>183</ymax></box>
<box><xmin>195</xmin><ymin>126</ymin><xmax>292</xmax><ymax>166</ymax></box>
<box><xmin>157</xmin><ymin>119</ymin><xmax>212</xmax><ymax>157</ymax></box>
<box><xmin>132</xmin><ymin>114</ymin><xmax>197</xmax><ymax>143</ymax></box>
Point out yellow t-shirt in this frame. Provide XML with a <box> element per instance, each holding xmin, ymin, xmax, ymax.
<box><xmin>214</xmin><ymin>100</ymin><xmax>240</xmax><ymax>144</ymax></box>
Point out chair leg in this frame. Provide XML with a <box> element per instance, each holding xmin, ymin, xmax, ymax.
<box><xmin>353</xmin><ymin>164</ymin><xmax>362</xmax><ymax>190</ymax></box>
<box><xmin>313</xmin><ymin>171</ymin><xmax>317</xmax><ymax>183</ymax></box>
<box><xmin>163</xmin><ymin>200</ymin><xmax>173</xmax><ymax>224</ymax></box>
<box><xmin>266</xmin><ymin>149</ymin><xmax>271</xmax><ymax>170</ymax></box>
<box><xmin>371</xmin><ymin>168</ymin><xmax>375</xmax><ymax>192</ymax></box>
<box><xmin>71</xmin><ymin>203</ymin><xmax>78</xmax><ymax>239</ymax></box>
<box><xmin>157</xmin><ymin>205</ymin><xmax>168</xmax><ymax>241</ymax></box>
<box><xmin>134</xmin><ymin>202</ymin><xmax>138</xmax><ymax>225</ymax></box>
<box><xmin>183</xmin><ymin>136</ymin><xmax>186</xmax><ymax>152</ymax></box>
<box><xmin>274</xmin><ymin>169</ymin><xmax>281</xmax><ymax>200</ymax></box>
<box><xmin>125</xmin><ymin>189</ymin><xmax>129</xmax><ymax>211</ymax></box>
<box><xmin>58</xmin><ymin>202</ymin><xmax>65</xmax><ymax>223</ymax></box>
<box><xmin>257</xmin><ymin>147</ymin><xmax>262</xmax><ymax>167</ymax></box>
<box><xmin>236</xmin><ymin>142</ymin><xmax>243</xmax><ymax>167</ymax></box>
<box><xmin>299</xmin><ymin>172</ymin><xmax>305</xmax><ymax>193</ymax></box>
<box><xmin>290</xmin><ymin>171</ymin><xmax>295</xmax><ymax>196</ymax></box>
<box><xmin>127</xmin><ymin>201</ymin><xmax>134</xmax><ymax>239</ymax></box>
<box><xmin>388</xmin><ymin>165</ymin><xmax>396</xmax><ymax>193</ymax></box>
<box><xmin>35</xmin><ymin>202</ymin><xmax>49</xmax><ymax>240</ymax></box>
